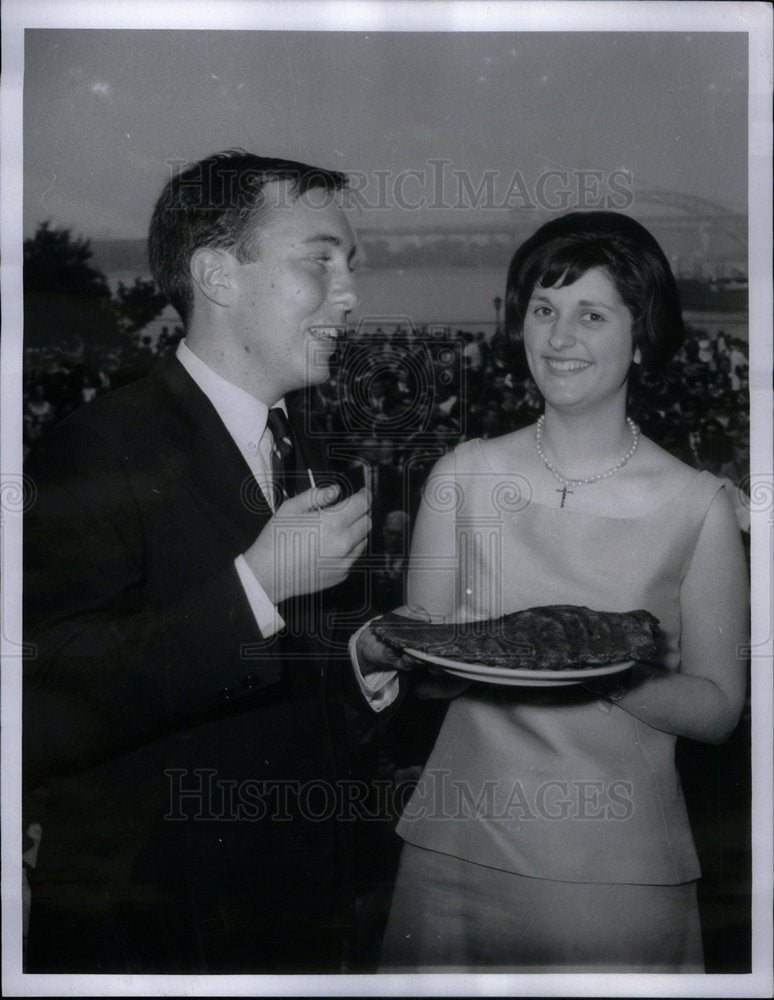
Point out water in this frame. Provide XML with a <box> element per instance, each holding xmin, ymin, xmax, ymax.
<box><xmin>352</xmin><ymin>266</ymin><xmax>508</xmax><ymax>330</ymax></box>
<box><xmin>107</xmin><ymin>263</ymin><xmax>748</xmax><ymax>342</ymax></box>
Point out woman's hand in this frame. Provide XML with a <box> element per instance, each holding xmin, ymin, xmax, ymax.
<box><xmin>355</xmin><ymin>621</ymin><xmax>472</xmax><ymax>700</ymax></box>
<box><xmin>356</xmin><ymin>624</ymin><xmax>417</xmax><ymax>677</ymax></box>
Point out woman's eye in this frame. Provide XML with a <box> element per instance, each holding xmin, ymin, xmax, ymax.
<box><xmin>583</xmin><ymin>311</ymin><xmax>605</xmax><ymax>322</ymax></box>
<box><xmin>533</xmin><ymin>306</ymin><xmax>552</xmax><ymax>317</ymax></box>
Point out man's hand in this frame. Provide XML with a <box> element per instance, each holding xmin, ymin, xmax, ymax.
<box><xmin>243</xmin><ymin>485</ymin><xmax>371</xmax><ymax>604</ymax></box>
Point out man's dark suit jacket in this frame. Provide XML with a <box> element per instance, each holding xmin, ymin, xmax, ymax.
<box><xmin>23</xmin><ymin>354</ymin><xmax>366</xmax><ymax>974</ymax></box>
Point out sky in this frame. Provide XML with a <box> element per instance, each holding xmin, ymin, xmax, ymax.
<box><xmin>20</xmin><ymin>23</ymin><xmax>751</xmax><ymax>241</ymax></box>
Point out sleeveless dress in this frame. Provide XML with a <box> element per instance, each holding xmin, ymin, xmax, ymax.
<box><xmin>380</xmin><ymin>437</ymin><xmax>724</xmax><ymax>972</ymax></box>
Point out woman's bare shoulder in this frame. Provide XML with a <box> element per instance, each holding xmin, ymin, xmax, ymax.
<box><xmin>635</xmin><ymin>436</ymin><xmax>709</xmax><ymax>496</ymax></box>
<box><xmin>471</xmin><ymin>425</ymin><xmax>537</xmax><ymax>471</ymax></box>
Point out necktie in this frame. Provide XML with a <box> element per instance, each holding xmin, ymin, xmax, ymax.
<box><xmin>266</xmin><ymin>407</ymin><xmax>295</xmax><ymax>503</ymax></box>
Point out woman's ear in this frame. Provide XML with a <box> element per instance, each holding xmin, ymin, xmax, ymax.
<box><xmin>633</xmin><ymin>346</ymin><xmax>642</xmax><ymax>365</ymax></box>
<box><xmin>189</xmin><ymin>247</ymin><xmax>235</xmax><ymax>307</ymax></box>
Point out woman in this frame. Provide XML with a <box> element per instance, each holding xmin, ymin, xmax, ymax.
<box><xmin>353</xmin><ymin>211</ymin><xmax>749</xmax><ymax>973</ymax></box>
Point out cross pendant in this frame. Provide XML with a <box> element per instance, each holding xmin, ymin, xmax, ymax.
<box><xmin>557</xmin><ymin>484</ymin><xmax>574</xmax><ymax>507</ymax></box>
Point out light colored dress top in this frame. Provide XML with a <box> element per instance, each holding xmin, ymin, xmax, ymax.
<box><xmin>395</xmin><ymin>437</ymin><xmax>726</xmax><ymax>885</ymax></box>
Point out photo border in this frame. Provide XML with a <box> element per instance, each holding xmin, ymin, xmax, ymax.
<box><xmin>2</xmin><ymin>2</ymin><xmax>771</xmax><ymax>997</ymax></box>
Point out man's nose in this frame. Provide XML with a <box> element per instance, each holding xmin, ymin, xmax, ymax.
<box><xmin>333</xmin><ymin>268</ymin><xmax>359</xmax><ymax>312</ymax></box>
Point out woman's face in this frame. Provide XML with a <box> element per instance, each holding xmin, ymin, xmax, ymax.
<box><xmin>522</xmin><ymin>266</ymin><xmax>637</xmax><ymax>415</ymax></box>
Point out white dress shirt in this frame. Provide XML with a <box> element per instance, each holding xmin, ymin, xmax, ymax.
<box><xmin>176</xmin><ymin>339</ymin><xmax>286</xmax><ymax>638</ymax></box>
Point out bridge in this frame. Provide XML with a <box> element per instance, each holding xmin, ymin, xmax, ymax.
<box><xmin>356</xmin><ymin>190</ymin><xmax>748</xmax><ymax>279</ymax></box>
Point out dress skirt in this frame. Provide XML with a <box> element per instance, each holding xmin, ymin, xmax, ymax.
<box><xmin>379</xmin><ymin>843</ymin><xmax>705</xmax><ymax>973</ymax></box>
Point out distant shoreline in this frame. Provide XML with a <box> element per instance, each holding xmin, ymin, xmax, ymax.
<box><xmin>90</xmin><ymin>240</ymin><xmax>749</xmax><ymax>341</ymax></box>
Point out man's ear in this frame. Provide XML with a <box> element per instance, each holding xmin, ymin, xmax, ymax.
<box><xmin>189</xmin><ymin>247</ymin><xmax>235</xmax><ymax>307</ymax></box>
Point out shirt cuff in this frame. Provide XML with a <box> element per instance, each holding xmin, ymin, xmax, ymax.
<box><xmin>348</xmin><ymin>620</ymin><xmax>400</xmax><ymax>713</ymax></box>
<box><xmin>234</xmin><ymin>554</ymin><xmax>286</xmax><ymax>638</ymax></box>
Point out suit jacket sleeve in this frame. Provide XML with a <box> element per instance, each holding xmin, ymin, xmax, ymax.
<box><xmin>23</xmin><ymin>414</ymin><xmax>283</xmax><ymax>789</ymax></box>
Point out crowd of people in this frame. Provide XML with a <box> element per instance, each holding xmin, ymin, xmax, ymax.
<box><xmin>24</xmin><ymin>318</ymin><xmax>751</xmax><ymax>545</ymax></box>
<box><xmin>22</xmin><ymin>327</ymin><xmax>180</xmax><ymax>456</ymax></box>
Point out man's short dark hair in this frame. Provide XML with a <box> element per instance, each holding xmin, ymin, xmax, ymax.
<box><xmin>505</xmin><ymin>211</ymin><xmax>684</xmax><ymax>373</ymax></box>
<box><xmin>148</xmin><ymin>149</ymin><xmax>348</xmax><ymax>323</ymax></box>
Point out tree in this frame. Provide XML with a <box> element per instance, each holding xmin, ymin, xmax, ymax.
<box><xmin>24</xmin><ymin>221</ymin><xmax>124</xmax><ymax>352</ymax></box>
<box><xmin>114</xmin><ymin>276</ymin><xmax>168</xmax><ymax>336</ymax></box>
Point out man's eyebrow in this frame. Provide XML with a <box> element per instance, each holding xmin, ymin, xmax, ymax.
<box><xmin>303</xmin><ymin>233</ymin><xmax>359</xmax><ymax>260</ymax></box>
<box><xmin>303</xmin><ymin>234</ymin><xmax>345</xmax><ymax>246</ymax></box>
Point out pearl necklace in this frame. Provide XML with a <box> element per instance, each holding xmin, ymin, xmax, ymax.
<box><xmin>534</xmin><ymin>414</ymin><xmax>640</xmax><ymax>504</ymax></box>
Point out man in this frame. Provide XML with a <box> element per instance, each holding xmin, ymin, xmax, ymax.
<box><xmin>371</xmin><ymin>509</ymin><xmax>410</xmax><ymax>612</ymax></box>
<box><xmin>358</xmin><ymin>437</ymin><xmax>407</xmax><ymax>531</ymax></box>
<box><xmin>23</xmin><ymin>151</ymin><xmax>371</xmax><ymax>973</ymax></box>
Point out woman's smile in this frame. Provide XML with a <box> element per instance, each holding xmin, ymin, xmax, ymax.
<box><xmin>542</xmin><ymin>356</ymin><xmax>593</xmax><ymax>375</ymax></box>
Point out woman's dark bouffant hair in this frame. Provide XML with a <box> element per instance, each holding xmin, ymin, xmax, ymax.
<box><xmin>504</xmin><ymin>211</ymin><xmax>684</xmax><ymax>373</ymax></box>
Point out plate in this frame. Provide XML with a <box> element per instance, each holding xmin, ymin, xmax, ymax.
<box><xmin>403</xmin><ymin>649</ymin><xmax>635</xmax><ymax>687</ymax></box>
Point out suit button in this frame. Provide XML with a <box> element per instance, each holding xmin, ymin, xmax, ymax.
<box><xmin>221</xmin><ymin>687</ymin><xmax>233</xmax><ymax>701</ymax></box>
<box><xmin>242</xmin><ymin>674</ymin><xmax>258</xmax><ymax>689</ymax></box>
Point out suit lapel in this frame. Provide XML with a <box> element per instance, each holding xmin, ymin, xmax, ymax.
<box><xmin>150</xmin><ymin>356</ymin><xmax>273</xmax><ymax>544</ymax></box>
<box><xmin>146</xmin><ymin>362</ymin><xmax>362</xmax><ymax>556</ymax></box>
